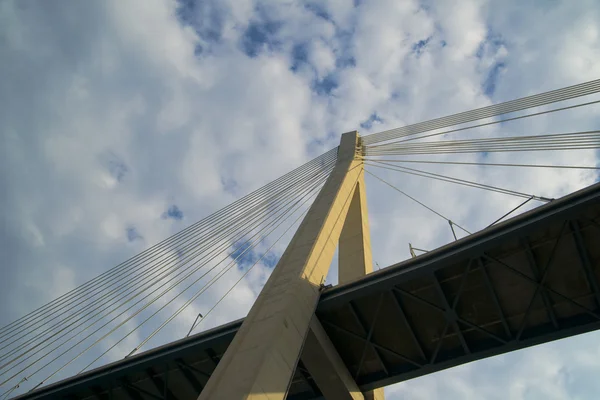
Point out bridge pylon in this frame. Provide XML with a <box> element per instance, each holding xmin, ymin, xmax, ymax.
<box><xmin>198</xmin><ymin>131</ymin><xmax>384</xmax><ymax>399</ymax></box>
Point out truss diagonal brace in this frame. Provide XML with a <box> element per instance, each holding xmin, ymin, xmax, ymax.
<box><xmin>393</xmin><ymin>288</ymin><xmax>507</xmax><ymax>345</ymax></box>
<box><xmin>477</xmin><ymin>257</ymin><xmax>513</xmax><ymax>339</ymax></box>
<box><xmin>431</xmin><ymin>262</ymin><xmax>472</xmax><ymax>356</ymax></box>
<box><xmin>570</xmin><ymin>220</ymin><xmax>600</xmax><ymax>309</ymax></box>
<box><xmin>175</xmin><ymin>359</ymin><xmax>204</xmax><ymax>394</ymax></box>
<box><xmin>322</xmin><ymin>321</ymin><xmax>422</xmax><ymax>368</ymax></box>
<box><xmin>520</xmin><ymin>239</ymin><xmax>559</xmax><ymax>329</ymax></box>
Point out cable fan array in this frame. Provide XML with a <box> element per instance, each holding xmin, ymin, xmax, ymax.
<box><xmin>0</xmin><ymin>149</ymin><xmax>338</xmax><ymax>398</ymax></box>
<box><xmin>362</xmin><ymin>79</ymin><xmax>600</xmax><ymax>145</ymax></box>
<box><xmin>358</xmin><ymin>79</ymin><xmax>600</xmax><ymax>252</ymax></box>
<box><xmin>364</xmin><ymin>131</ymin><xmax>600</xmax><ymax>157</ymax></box>
<box><xmin>362</xmin><ymin>79</ymin><xmax>600</xmax><ymax>159</ymax></box>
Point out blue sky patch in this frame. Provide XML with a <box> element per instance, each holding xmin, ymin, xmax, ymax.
<box><xmin>334</xmin><ymin>28</ymin><xmax>357</xmax><ymax>67</ymax></box>
<box><xmin>412</xmin><ymin>37</ymin><xmax>431</xmax><ymax>56</ymax></box>
<box><xmin>336</xmin><ymin>55</ymin><xmax>356</xmax><ymax>69</ymax></box>
<box><xmin>291</xmin><ymin>43</ymin><xmax>309</xmax><ymax>72</ymax></box>
<box><xmin>313</xmin><ymin>74</ymin><xmax>338</xmax><ymax>96</ymax></box>
<box><xmin>305</xmin><ymin>3</ymin><xmax>331</xmax><ymax>21</ymax></box>
<box><xmin>262</xmin><ymin>252</ymin><xmax>278</xmax><ymax>268</ymax></box>
<box><xmin>476</xmin><ymin>31</ymin><xmax>506</xmax><ymax>59</ymax></box>
<box><xmin>476</xmin><ymin>40</ymin><xmax>485</xmax><ymax>59</ymax></box>
<box><xmin>221</xmin><ymin>176</ymin><xmax>239</xmax><ymax>196</ymax></box>
<box><xmin>360</xmin><ymin>113</ymin><xmax>383</xmax><ymax>130</ymax></box>
<box><xmin>100</xmin><ymin>151</ymin><xmax>128</xmax><ymax>182</ymax></box>
<box><xmin>126</xmin><ymin>227</ymin><xmax>143</xmax><ymax>242</ymax></box>
<box><xmin>175</xmin><ymin>0</ymin><xmax>196</xmax><ymax>26</ymax></box>
<box><xmin>176</xmin><ymin>0</ymin><xmax>223</xmax><ymax>47</ymax></box>
<box><xmin>162</xmin><ymin>205</ymin><xmax>184</xmax><ymax>221</ymax></box>
<box><xmin>108</xmin><ymin>160</ymin><xmax>128</xmax><ymax>182</ymax></box>
<box><xmin>390</xmin><ymin>91</ymin><xmax>405</xmax><ymax>102</ymax></box>
<box><xmin>232</xmin><ymin>240</ymin><xmax>279</xmax><ymax>270</ymax></box>
<box><xmin>241</xmin><ymin>20</ymin><xmax>282</xmax><ymax>57</ymax></box>
<box><xmin>483</xmin><ymin>62</ymin><xmax>505</xmax><ymax>97</ymax></box>
<box><xmin>231</xmin><ymin>240</ymin><xmax>253</xmax><ymax>267</ymax></box>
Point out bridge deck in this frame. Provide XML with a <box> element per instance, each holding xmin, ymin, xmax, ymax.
<box><xmin>12</xmin><ymin>182</ymin><xmax>600</xmax><ymax>400</ymax></box>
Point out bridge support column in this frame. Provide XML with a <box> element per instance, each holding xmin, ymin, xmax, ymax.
<box><xmin>300</xmin><ymin>169</ymin><xmax>385</xmax><ymax>400</ymax></box>
<box><xmin>338</xmin><ymin>162</ymin><xmax>385</xmax><ymax>400</ymax></box>
<box><xmin>197</xmin><ymin>131</ymin><xmax>365</xmax><ymax>400</ymax></box>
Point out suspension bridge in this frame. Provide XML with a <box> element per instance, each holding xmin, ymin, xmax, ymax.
<box><xmin>2</xmin><ymin>79</ymin><xmax>600</xmax><ymax>399</ymax></box>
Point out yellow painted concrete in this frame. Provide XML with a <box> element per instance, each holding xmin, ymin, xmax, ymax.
<box><xmin>364</xmin><ymin>390</ymin><xmax>386</xmax><ymax>400</ymax></box>
<box><xmin>338</xmin><ymin>169</ymin><xmax>372</xmax><ymax>283</ymax></box>
<box><xmin>197</xmin><ymin>131</ymin><xmax>366</xmax><ymax>400</ymax></box>
<box><xmin>302</xmin><ymin>317</ymin><xmax>364</xmax><ymax>400</ymax></box>
<box><xmin>338</xmin><ymin>159</ymin><xmax>385</xmax><ymax>400</ymax></box>
<box><xmin>297</xmin><ymin>167</ymin><xmax>378</xmax><ymax>400</ymax></box>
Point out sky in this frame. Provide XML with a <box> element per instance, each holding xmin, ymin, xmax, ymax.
<box><xmin>1</xmin><ymin>0</ymin><xmax>600</xmax><ymax>398</ymax></box>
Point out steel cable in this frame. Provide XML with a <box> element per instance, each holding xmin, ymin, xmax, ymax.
<box><xmin>0</xmin><ymin>149</ymin><xmax>337</xmax><ymax>341</ymax></box>
<box><xmin>186</xmin><ymin>187</ymin><xmax>323</xmax><ymax>337</ymax></box>
<box><xmin>0</xmin><ymin>164</ymin><xmax>333</xmax><ymax>379</ymax></box>
<box><xmin>366</xmin><ymin>99</ymin><xmax>600</xmax><ymax>148</ymax></box>
<box><xmin>0</xmin><ymin>161</ymin><xmax>334</xmax><ymax>387</ymax></box>
<box><xmin>122</xmin><ymin>170</ymin><xmax>327</xmax><ymax>359</ymax></box>
<box><xmin>23</xmin><ymin>167</ymin><xmax>331</xmax><ymax>392</ymax></box>
<box><xmin>364</xmin><ymin>169</ymin><xmax>472</xmax><ymax>235</ymax></box>
<box><xmin>0</xmin><ymin>152</ymin><xmax>337</xmax><ymax>364</ymax></box>
<box><xmin>365</xmin><ymin>161</ymin><xmax>552</xmax><ymax>202</ymax></box>
<box><xmin>363</xmin><ymin>79</ymin><xmax>600</xmax><ymax>145</ymax></box>
<box><xmin>365</xmin><ymin>131</ymin><xmax>600</xmax><ymax>156</ymax></box>
<box><xmin>0</xmin><ymin>160</ymin><xmax>338</xmax><ymax>394</ymax></box>
<box><xmin>359</xmin><ymin>158</ymin><xmax>600</xmax><ymax>170</ymax></box>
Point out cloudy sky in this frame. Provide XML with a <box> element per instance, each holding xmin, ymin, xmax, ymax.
<box><xmin>2</xmin><ymin>0</ymin><xmax>600</xmax><ymax>398</ymax></box>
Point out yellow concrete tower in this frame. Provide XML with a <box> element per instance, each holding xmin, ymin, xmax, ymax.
<box><xmin>198</xmin><ymin>131</ymin><xmax>383</xmax><ymax>400</ymax></box>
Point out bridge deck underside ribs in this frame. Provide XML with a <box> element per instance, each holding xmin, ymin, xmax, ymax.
<box><xmin>318</xmin><ymin>213</ymin><xmax>600</xmax><ymax>391</ymax></box>
<box><xmin>13</xmin><ymin>183</ymin><xmax>600</xmax><ymax>400</ymax></box>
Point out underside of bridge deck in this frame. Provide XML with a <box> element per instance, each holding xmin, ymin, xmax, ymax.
<box><xmin>12</xmin><ymin>181</ymin><xmax>600</xmax><ymax>400</ymax></box>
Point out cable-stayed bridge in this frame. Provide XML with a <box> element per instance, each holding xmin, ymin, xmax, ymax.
<box><xmin>2</xmin><ymin>79</ymin><xmax>600</xmax><ymax>399</ymax></box>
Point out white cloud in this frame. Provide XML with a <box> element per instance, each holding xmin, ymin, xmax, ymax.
<box><xmin>309</xmin><ymin>39</ymin><xmax>337</xmax><ymax>79</ymax></box>
<box><xmin>1</xmin><ymin>0</ymin><xmax>600</xmax><ymax>398</ymax></box>
<box><xmin>386</xmin><ymin>330</ymin><xmax>600</xmax><ymax>399</ymax></box>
